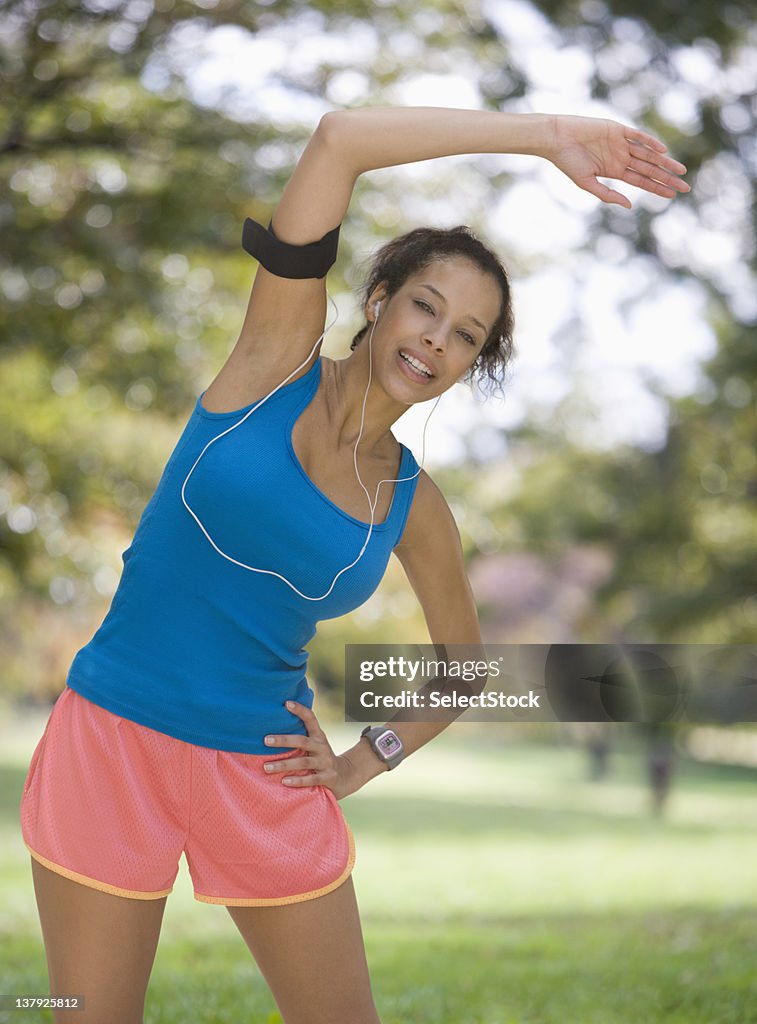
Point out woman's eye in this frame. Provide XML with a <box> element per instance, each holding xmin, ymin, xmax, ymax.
<box><xmin>414</xmin><ymin>299</ymin><xmax>477</xmax><ymax>345</ymax></box>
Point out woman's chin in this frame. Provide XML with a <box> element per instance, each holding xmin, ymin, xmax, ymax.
<box><xmin>384</xmin><ymin>375</ymin><xmax>443</xmax><ymax>406</ymax></box>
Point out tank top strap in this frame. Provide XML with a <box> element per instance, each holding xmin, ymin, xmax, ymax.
<box><xmin>389</xmin><ymin>444</ymin><xmax>421</xmax><ymax>548</ymax></box>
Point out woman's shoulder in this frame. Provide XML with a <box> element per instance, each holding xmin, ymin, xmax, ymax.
<box><xmin>406</xmin><ymin>466</ymin><xmax>445</xmax><ymax>507</ymax></box>
<box><xmin>395</xmin><ymin>467</ymin><xmax>457</xmax><ymax>544</ymax></box>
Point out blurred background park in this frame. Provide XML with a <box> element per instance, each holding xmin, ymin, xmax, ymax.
<box><xmin>1</xmin><ymin>0</ymin><xmax>756</xmax><ymax>1021</ymax></box>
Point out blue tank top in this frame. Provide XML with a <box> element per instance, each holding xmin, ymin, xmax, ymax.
<box><xmin>65</xmin><ymin>356</ymin><xmax>420</xmax><ymax>753</ymax></box>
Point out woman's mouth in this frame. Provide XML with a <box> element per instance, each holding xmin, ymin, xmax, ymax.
<box><xmin>397</xmin><ymin>350</ymin><xmax>435</xmax><ymax>382</ymax></box>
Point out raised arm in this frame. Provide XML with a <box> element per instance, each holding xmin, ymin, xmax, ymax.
<box><xmin>324</xmin><ymin>106</ymin><xmax>689</xmax><ymax>205</ymax></box>
<box><xmin>207</xmin><ymin>107</ymin><xmax>689</xmax><ymax>410</ymax></box>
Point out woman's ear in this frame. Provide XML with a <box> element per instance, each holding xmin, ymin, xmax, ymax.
<box><xmin>365</xmin><ymin>284</ymin><xmax>388</xmax><ymax>322</ymax></box>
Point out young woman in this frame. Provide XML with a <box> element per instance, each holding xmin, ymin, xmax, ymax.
<box><xmin>19</xmin><ymin>106</ymin><xmax>690</xmax><ymax>1024</ymax></box>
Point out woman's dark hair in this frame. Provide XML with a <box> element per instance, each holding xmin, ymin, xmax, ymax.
<box><xmin>350</xmin><ymin>225</ymin><xmax>515</xmax><ymax>394</ymax></box>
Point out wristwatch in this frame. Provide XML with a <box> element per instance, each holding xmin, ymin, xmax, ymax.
<box><xmin>360</xmin><ymin>725</ymin><xmax>405</xmax><ymax>771</ymax></box>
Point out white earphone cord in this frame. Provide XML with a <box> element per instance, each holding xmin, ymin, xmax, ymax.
<box><xmin>180</xmin><ymin>292</ymin><xmax>441</xmax><ymax>601</ymax></box>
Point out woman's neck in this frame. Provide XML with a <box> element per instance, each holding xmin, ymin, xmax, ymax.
<box><xmin>325</xmin><ymin>351</ymin><xmax>407</xmax><ymax>455</ymax></box>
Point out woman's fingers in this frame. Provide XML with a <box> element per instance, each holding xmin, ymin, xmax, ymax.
<box><xmin>623</xmin><ymin>164</ymin><xmax>685</xmax><ymax>197</ymax></box>
<box><xmin>263</xmin><ymin>754</ymin><xmax>315</xmax><ymax>774</ymax></box>
<box><xmin>263</xmin><ymin>700</ymin><xmax>336</xmax><ymax>786</ymax></box>
<box><xmin>284</xmin><ymin>699</ymin><xmax>326</xmax><ymax>737</ymax></box>
<box><xmin>608</xmin><ymin>128</ymin><xmax>691</xmax><ymax>203</ymax></box>
<box><xmin>263</xmin><ymin>703</ymin><xmax>324</xmax><ymax>747</ymax></box>
<box><xmin>626</xmin><ymin>156</ymin><xmax>690</xmax><ymax>192</ymax></box>
<box><xmin>623</xmin><ymin>126</ymin><xmax>668</xmax><ymax>153</ymax></box>
<box><xmin>620</xmin><ymin>163</ymin><xmax>685</xmax><ymax>197</ymax></box>
<box><xmin>577</xmin><ymin>129</ymin><xmax>692</xmax><ymax>206</ymax></box>
<box><xmin>623</xmin><ymin>170</ymin><xmax>678</xmax><ymax>197</ymax></box>
<box><xmin>579</xmin><ymin>176</ymin><xmax>632</xmax><ymax>208</ymax></box>
<box><xmin>622</xmin><ymin>142</ymin><xmax>691</xmax><ymax>195</ymax></box>
<box><xmin>262</xmin><ymin>742</ymin><xmax>328</xmax><ymax>785</ymax></box>
<box><xmin>627</xmin><ymin>142</ymin><xmax>689</xmax><ymax>179</ymax></box>
<box><xmin>585</xmin><ymin>169</ymin><xmax>680</xmax><ymax>206</ymax></box>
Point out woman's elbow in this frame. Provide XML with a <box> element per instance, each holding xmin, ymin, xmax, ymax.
<box><xmin>315</xmin><ymin>110</ymin><xmax>363</xmax><ymax>170</ymax></box>
<box><xmin>315</xmin><ymin>110</ymin><xmax>348</xmax><ymax>148</ymax></box>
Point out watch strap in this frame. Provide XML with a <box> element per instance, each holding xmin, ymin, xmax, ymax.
<box><xmin>360</xmin><ymin>725</ymin><xmax>405</xmax><ymax>770</ymax></box>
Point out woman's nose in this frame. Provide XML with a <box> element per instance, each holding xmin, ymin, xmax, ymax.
<box><xmin>422</xmin><ymin>325</ymin><xmax>446</xmax><ymax>353</ymax></box>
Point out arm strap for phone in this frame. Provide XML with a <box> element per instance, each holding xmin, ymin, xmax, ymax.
<box><xmin>241</xmin><ymin>218</ymin><xmax>341</xmax><ymax>280</ymax></box>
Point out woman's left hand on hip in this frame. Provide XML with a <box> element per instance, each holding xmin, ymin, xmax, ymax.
<box><xmin>263</xmin><ymin>700</ymin><xmax>359</xmax><ymax>800</ymax></box>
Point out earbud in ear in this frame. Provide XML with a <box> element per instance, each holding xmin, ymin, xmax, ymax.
<box><xmin>374</xmin><ymin>300</ymin><xmax>381</xmax><ymax>318</ymax></box>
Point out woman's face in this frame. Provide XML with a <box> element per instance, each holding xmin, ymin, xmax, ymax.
<box><xmin>364</xmin><ymin>257</ymin><xmax>502</xmax><ymax>404</ymax></box>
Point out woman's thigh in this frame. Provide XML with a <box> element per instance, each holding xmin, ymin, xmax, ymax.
<box><xmin>31</xmin><ymin>858</ymin><xmax>168</xmax><ymax>1024</ymax></box>
<box><xmin>226</xmin><ymin>875</ymin><xmax>381</xmax><ymax>1024</ymax></box>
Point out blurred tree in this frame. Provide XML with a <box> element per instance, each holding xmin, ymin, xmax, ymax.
<box><xmin>1</xmin><ymin>0</ymin><xmax>292</xmax><ymax>694</ymax></box>
<box><xmin>462</xmin><ymin>0</ymin><xmax>757</xmax><ymax>645</ymax></box>
<box><xmin>464</xmin><ymin>315</ymin><xmax>756</xmax><ymax>644</ymax></box>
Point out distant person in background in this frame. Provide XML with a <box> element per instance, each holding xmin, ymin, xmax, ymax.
<box><xmin>585</xmin><ymin>722</ymin><xmax>613</xmax><ymax>781</ymax></box>
<box><xmin>19</xmin><ymin>105</ymin><xmax>689</xmax><ymax>1023</ymax></box>
<box><xmin>646</xmin><ymin>722</ymin><xmax>677</xmax><ymax>816</ymax></box>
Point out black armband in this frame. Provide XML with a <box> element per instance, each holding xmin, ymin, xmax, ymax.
<box><xmin>241</xmin><ymin>217</ymin><xmax>340</xmax><ymax>280</ymax></box>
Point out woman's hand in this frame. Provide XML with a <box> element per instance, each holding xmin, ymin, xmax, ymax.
<box><xmin>263</xmin><ymin>701</ymin><xmax>364</xmax><ymax>801</ymax></box>
<box><xmin>544</xmin><ymin>114</ymin><xmax>691</xmax><ymax>208</ymax></box>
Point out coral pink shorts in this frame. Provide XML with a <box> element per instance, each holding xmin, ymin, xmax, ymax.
<box><xmin>19</xmin><ymin>686</ymin><xmax>355</xmax><ymax>905</ymax></box>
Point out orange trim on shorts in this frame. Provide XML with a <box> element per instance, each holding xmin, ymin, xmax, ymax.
<box><xmin>25</xmin><ymin>843</ymin><xmax>173</xmax><ymax>901</ymax></box>
<box><xmin>193</xmin><ymin>820</ymin><xmax>357</xmax><ymax>907</ymax></box>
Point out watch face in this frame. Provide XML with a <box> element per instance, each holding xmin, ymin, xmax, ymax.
<box><xmin>377</xmin><ymin>731</ymin><xmax>402</xmax><ymax>757</ymax></box>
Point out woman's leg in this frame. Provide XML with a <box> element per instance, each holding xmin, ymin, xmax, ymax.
<box><xmin>226</xmin><ymin>875</ymin><xmax>381</xmax><ymax>1024</ymax></box>
<box><xmin>31</xmin><ymin>858</ymin><xmax>168</xmax><ymax>1024</ymax></box>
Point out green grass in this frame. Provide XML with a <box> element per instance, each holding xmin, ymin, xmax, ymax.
<box><xmin>2</xmin><ymin>712</ymin><xmax>756</xmax><ymax>1023</ymax></box>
